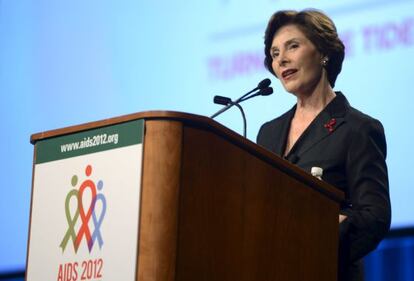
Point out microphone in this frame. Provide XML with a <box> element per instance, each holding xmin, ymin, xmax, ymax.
<box><xmin>257</xmin><ymin>78</ymin><xmax>271</xmax><ymax>90</ymax></box>
<box><xmin>210</xmin><ymin>79</ymin><xmax>274</xmax><ymax>137</ymax></box>
<box><xmin>259</xmin><ymin>87</ymin><xmax>273</xmax><ymax>96</ymax></box>
<box><xmin>240</xmin><ymin>86</ymin><xmax>273</xmax><ymax>103</ymax></box>
<box><xmin>213</xmin><ymin>95</ymin><xmax>232</xmax><ymax>106</ymax></box>
<box><xmin>237</xmin><ymin>78</ymin><xmax>271</xmax><ymax>102</ymax></box>
<box><xmin>211</xmin><ymin>78</ymin><xmax>272</xmax><ymax>117</ymax></box>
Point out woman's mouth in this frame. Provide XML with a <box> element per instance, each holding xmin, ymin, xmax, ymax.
<box><xmin>281</xmin><ymin>69</ymin><xmax>298</xmax><ymax>80</ymax></box>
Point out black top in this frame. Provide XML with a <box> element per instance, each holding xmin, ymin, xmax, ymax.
<box><xmin>257</xmin><ymin>92</ymin><xmax>391</xmax><ymax>281</ymax></box>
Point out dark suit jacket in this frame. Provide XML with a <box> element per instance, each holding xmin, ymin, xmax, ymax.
<box><xmin>257</xmin><ymin>92</ymin><xmax>391</xmax><ymax>281</ymax></box>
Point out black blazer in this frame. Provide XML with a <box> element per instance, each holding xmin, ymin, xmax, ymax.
<box><xmin>257</xmin><ymin>92</ymin><xmax>391</xmax><ymax>281</ymax></box>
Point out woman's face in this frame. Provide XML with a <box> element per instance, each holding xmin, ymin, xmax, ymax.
<box><xmin>270</xmin><ymin>24</ymin><xmax>325</xmax><ymax>96</ymax></box>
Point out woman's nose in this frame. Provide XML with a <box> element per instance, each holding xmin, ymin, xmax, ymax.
<box><xmin>277</xmin><ymin>53</ymin><xmax>288</xmax><ymax>66</ymax></box>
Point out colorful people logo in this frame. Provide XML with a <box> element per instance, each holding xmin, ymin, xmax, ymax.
<box><xmin>60</xmin><ymin>164</ymin><xmax>107</xmax><ymax>253</ymax></box>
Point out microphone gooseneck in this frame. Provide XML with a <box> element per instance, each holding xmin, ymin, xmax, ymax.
<box><xmin>240</xmin><ymin>87</ymin><xmax>274</xmax><ymax>103</ymax></box>
<box><xmin>210</xmin><ymin>78</ymin><xmax>274</xmax><ymax>138</ymax></box>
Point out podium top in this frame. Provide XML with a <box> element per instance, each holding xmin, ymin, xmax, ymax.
<box><xmin>31</xmin><ymin>110</ymin><xmax>344</xmax><ymax>203</ymax></box>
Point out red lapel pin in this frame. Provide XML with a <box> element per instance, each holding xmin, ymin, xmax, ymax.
<box><xmin>324</xmin><ymin>118</ymin><xmax>336</xmax><ymax>133</ymax></box>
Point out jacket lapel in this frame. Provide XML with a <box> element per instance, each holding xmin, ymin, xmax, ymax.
<box><xmin>273</xmin><ymin>107</ymin><xmax>296</xmax><ymax>156</ymax></box>
<box><xmin>285</xmin><ymin>92</ymin><xmax>349</xmax><ymax>163</ymax></box>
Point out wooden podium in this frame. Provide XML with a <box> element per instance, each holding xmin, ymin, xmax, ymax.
<box><xmin>27</xmin><ymin>111</ymin><xmax>343</xmax><ymax>281</ymax></box>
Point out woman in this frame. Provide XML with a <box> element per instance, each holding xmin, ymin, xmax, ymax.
<box><xmin>257</xmin><ymin>9</ymin><xmax>391</xmax><ymax>281</ymax></box>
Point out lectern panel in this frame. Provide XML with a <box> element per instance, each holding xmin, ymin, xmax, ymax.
<box><xmin>175</xmin><ymin>125</ymin><xmax>338</xmax><ymax>281</ymax></box>
<box><xmin>27</xmin><ymin>120</ymin><xmax>144</xmax><ymax>281</ymax></box>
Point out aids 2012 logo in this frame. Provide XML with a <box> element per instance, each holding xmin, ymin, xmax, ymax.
<box><xmin>57</xmin><ymin>164</ymin><xmax>107</xmax><ymax>281</ymax></box>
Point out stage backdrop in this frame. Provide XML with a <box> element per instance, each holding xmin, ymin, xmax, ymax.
<box><xmin>0</xmin><ymin>0</ymin><xmax>413</xmax><ymax>273</ymax></box>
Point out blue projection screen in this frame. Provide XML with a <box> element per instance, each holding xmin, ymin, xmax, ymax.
<box><xmin>0</xmin><ymin>0</ymin><xmax>413</xmax><ymax>273</ymax></box>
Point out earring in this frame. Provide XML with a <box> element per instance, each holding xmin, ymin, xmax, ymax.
<box><xmin>322</xmin><ymin>57</ymin><xmax>329</xmax><ymax>66</ymax></box>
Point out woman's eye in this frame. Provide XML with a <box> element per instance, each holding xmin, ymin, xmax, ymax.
<box><xmin>289</xmin><ymin>43</ymin><xmax>299</xmax><ymax>49</ymax></box>
<box><xmin>271</xmin><ymin>52</ymin><xmax>279</xmax><ymax>59</ymax></box>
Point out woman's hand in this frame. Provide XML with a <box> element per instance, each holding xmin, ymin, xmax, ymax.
<box><xmin>339</xmin><ymin>214</ymin><xmax>348</xmax><ymax>223</ymax></box>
